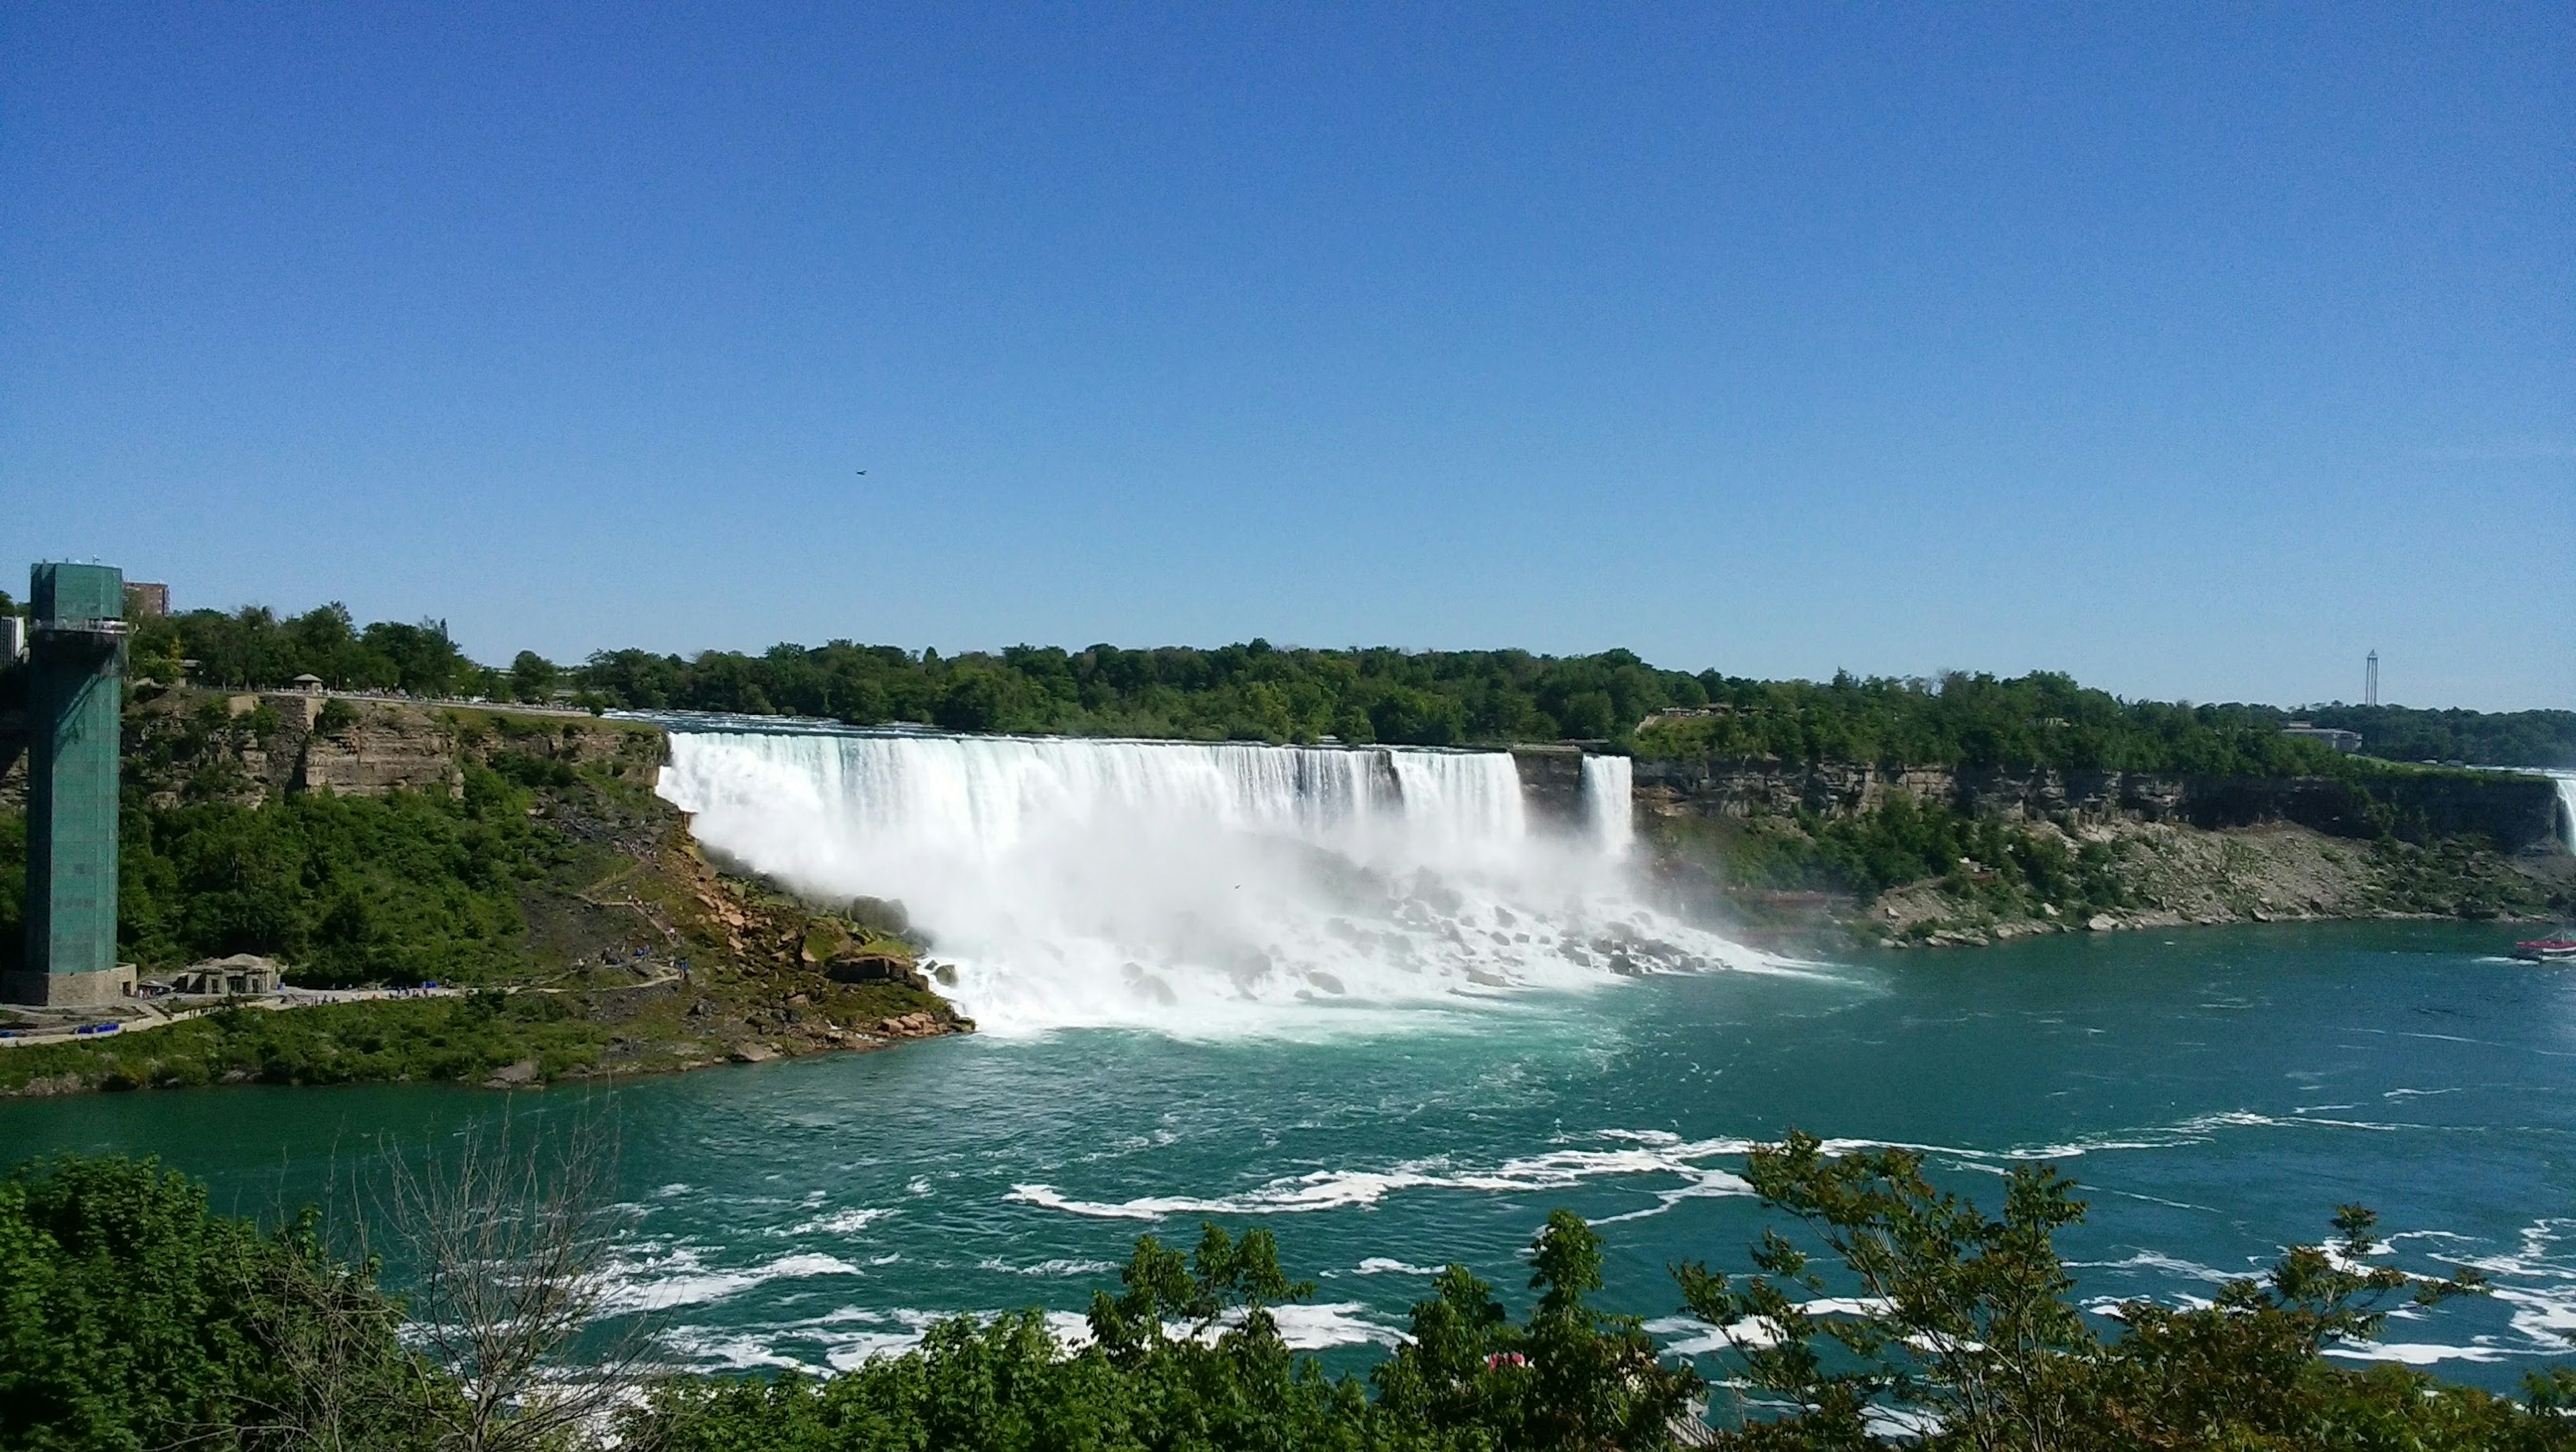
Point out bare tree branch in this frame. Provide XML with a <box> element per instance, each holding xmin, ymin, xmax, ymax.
<box><xmin>378</xmin><ymin>1101</ymin><xmax>665</xmax><ymax>1452</ymax></box>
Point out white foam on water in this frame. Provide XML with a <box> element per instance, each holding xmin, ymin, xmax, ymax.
<box><xmin>655</xmin><ymin>725</ymin><xmax>1786</xmax><ymax>1036</ymax></box>
<box><xmin>2064</xmin><ymin>1250</ymin><xmax>2241</xmax><ymax>1284</ymax></box>
<box><xmin>977</xmin><ymin>1257</ymin><xmax>1121</xmax><ymax>1277</ymax></box>
<box><xmin>1350</xmin><ymin>1257</ymin><xmax>1444</xmax><ymax>1276</ymax></box>
<box><xmin>659</xmin><ymin>1304</ymin><xmax>1095</xmax><ymax>1374</ymax></box>
<box><xmin>659</xmin><ymin>1299</ymin><xmax>1396</xmax><ymax>1375</ymax></box>
<box><xmin>596</xmin><ymin>1245</ymin><xmax>863</xmax><ymax>1315</ymax></box>
<box><xmin>1269</xmin><ymin>1301</ymin><xmax>1409</xmax><ymax>1349</ymax></box>
<box><xmin>998</xmin><ymin>1111</ymin><xmax>2411</xmax><ymax>1228</ymax></box>
<box><xmin>1645</xmin><ymin>1298</ymin><xmax>1896</xmax><ymax>1357</ymax></box>
<box><xmin>784</xmin><ymin>1207</ymin><xmax>893</xmax><ymax>1236</ymax></box>
<box><xmin>2324</xmin><ymin>1339</ymin><xmax>2515</xmax><ymax>1365</ymax></box>
<box><xmin>1005</xmin><ymin>1106</ymin><xmax>2461</xmax><ymax>1229</ymax></box>
<box><xmin>1008</xmin><ymin>1133</ymin><xmax>1761</xmax><ymax>1220</ymax></box>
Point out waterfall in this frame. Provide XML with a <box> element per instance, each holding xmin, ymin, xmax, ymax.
<box><xmin>1581</xmin><ymin>755</ymin><xmax>1635</xmax><ymax>859</ymax></box>
<box><xmin>654</xmin><ymin>724</ymin><xmax>1775</xmax><ymax>1036</ymax></box>
<box><xmin>2554</xmin><ymin>773</ymin><xmax>2576</xmax><ymax>857</ymax></box>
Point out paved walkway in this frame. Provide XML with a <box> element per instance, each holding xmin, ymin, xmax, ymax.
<box><xmin>0</xmin><ymin>963</ymin><xmax>682</xmax><ymax>1049</ymax></box>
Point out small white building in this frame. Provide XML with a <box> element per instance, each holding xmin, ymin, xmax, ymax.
<box><xmin>2281</xmin><ymin>722</ymin><xmax>2363</xmax><ymax>753</ymax></box>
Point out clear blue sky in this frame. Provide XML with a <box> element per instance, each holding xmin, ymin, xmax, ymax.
<box><xmin>3</xmin><ymin>3</ymin><xmax>2567</xmax><ymax>708</ymax></box>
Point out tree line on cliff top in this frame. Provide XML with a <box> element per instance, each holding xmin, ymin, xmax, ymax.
<box><xmin>119</xmin><ymin>600</ymin><xmax>2576</xmax><ymax>770</ymax></box>
<box><xmin>8</xmin><ymin>1129</ymin><xmax>2573</xmax><ymax>1452</ymax></box>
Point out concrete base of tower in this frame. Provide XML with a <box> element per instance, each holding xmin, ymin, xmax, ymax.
<box><xmin>1</xmin><ymin>964</ymin><xmax>138</xmax><ymax>1009</ymax></box>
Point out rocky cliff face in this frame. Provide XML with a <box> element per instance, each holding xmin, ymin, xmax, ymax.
<box><xmin>286</xmin><ymin>702</ymin><xmax>464</xmax><ymax>798</ymax></box>
<box><xmin>1507</xmin><ymin>744</ymin><xmax>1587</xmax><ymax>830</ymax></box>
<box><xmin>116</xmin><ymin>691</ymin><xmax>464</xmax><ymax>805</ymax></box>
<box><xmin>1628</xmin><ymin>757</ymin><xmax>2562</xmax><ymax>853</ymax></box>
<box><xmin>1623</xmin><ymin>753</ymin><xmax>2570</xmax><ymax>948</ymax></box>
<box><xmin>103</xmin><ymin>689</ymin><xmax>665</xmax><ymax>808</ymax></box>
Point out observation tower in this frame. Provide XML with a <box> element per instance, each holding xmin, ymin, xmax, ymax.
<box><xmin>3</xmin><ymin>562</ymin><xmax>134</xmax><ymax>1007</ymax></box>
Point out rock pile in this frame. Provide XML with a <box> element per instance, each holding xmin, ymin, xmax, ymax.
<box><xmin>870</xmin><ymin>1011</ymin><xmax>947</xmax><ymax>1038</ymax></box>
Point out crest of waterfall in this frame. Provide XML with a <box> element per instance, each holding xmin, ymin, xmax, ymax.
<box><xmin>654</xmin><ymin>724</ymin><xmax>1782</xmax><ymax>1036</ymax></box>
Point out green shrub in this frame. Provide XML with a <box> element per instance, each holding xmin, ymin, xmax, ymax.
<box><xmin>0</xmin><ymin>1156</ymin><xmax>439</xmax><ymax>1451</ymax></box>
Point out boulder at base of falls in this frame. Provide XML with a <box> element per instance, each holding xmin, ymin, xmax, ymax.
<box><xmin>826</xmin><ymin>952</ymin><xmax>930</xmax><ymax>992</ymax></box>
<box><xmin>870</xmin><ymin>1012</ymin><xmax>949</xmax><ymax>1039</ymax></box>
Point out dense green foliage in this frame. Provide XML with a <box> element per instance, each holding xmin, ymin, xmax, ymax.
<box><xmin>1672</xmin><ymin>794</ymin><xmax>2132</xmax><ymax>908</ymax></box>
<box><xmin>579</xmin><ymin>640</ymin><xmax>2465</xmax><ymax>777</ymax></box>
<box><xmin>1679</xmin><ymin>1131</ymin><xmax>2573</xmax><ymax>1449</ymax></box>
<box><xmin>2304</xmin><ymin>704</ymin><xmax>2576</xmax><ymax>770</ymax></box>
<box><xmin>1633</xmin><ymin>671</ymin><xmax>2375</xmax><ymax>775</ymax></box>
<box><xmin>0</xmin><ymin>993</ymin><xmax>606</xmax><ymax>1095</ymax></box>
<box><xmin>130</xmin><ymin>603</ymin><xmax>486</xmax><ymax>697</ymax></box>
<box><xmin>0</xmin><ymin>767</ymin><xmax>549</xmax><ymax>985</ymax></box>
<box><xmin>581</xmin><ymin>640</ymin><xmax>1710</xmax><ymax>747</ymax></box>
<box><xmin>0</xmin><ymin>1156</ymin><xmax>436</xmax><ymax>1452</ymax></box>
<box><xmin>117</xmin><ymin>775</ymin><xmax>549</xmax><ymax>986</ymax></box>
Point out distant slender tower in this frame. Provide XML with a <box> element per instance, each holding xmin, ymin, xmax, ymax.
<box><xmin>2365</xmin><ymin>651</ymin><xmax>2379</xmax><ymax>708</ymax></box>
<box><xmin>5</xmin><ymin>563</ymin><xmax>133</xmax><ymax>1007</ymax></box>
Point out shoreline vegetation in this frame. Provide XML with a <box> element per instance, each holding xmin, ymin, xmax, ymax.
<box><xmin>0</xmin><ymin>595</ymin><xmax>2569</xmax><ymax>1097</ymax></box>
<box><xmin>5</xmin><ymin>1132</ymin><xmax>2571</xmax><ymax>1450</ymax></box>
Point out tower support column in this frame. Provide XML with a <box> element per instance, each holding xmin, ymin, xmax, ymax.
<box><xmin>4</xmin><ymin>562</ymin><xmax>133</xmax><ymax>1008</ymax></box>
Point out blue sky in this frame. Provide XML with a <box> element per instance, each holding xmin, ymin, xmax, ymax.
<box><xmin>3</xmin><ymin>3</ymin><xmax>2567</xmax><ymax>708</ymax></box>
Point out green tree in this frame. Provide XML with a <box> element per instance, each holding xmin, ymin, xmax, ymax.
<box><xmin>1376</xmin><ymin>1209</ymin><xmax>1701</xmax><ymax>1450</ymax></box>
<box><xmin>0</xmin><ymin>1156</ymin><xmax>443</xmax><ymax>1451</ymax></box>
<box><xmin>1676</xmin><ymin>1132</ymin><xmax>2540</xmax><ymax>1451</ymax></box>
<box><xmin>508</xmin><ymin>651</ymin><xmax>558</xmax><ymax>704</ymax></box>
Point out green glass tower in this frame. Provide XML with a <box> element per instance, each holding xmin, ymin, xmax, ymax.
<box><xmin>5</xmin><ymin>563</ymin><xmax>133</xmax><ymax>1008</ymax></box>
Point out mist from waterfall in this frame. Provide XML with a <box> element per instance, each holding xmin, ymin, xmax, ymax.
<box><xmin>653</xmin><ymin>724</ymin><xmax>1783</xmax><ymax>1036</ymax></box>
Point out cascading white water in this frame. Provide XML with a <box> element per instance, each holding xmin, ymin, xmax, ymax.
<box><xmin>655</xmin><ymin>725</ymin><xmax>1780</xmax><ymax>1036</ymax></box>
<box><xmin>1581</xmin><ymin>755</ymin><xmax>1635</xmax><ymax>860</ymax></box>
<box><xmin>2553</xmin><ymin>773</ymin><xmax>2576</xmax><ymax>857</ymax></box>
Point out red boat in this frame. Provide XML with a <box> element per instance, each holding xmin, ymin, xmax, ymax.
<box><xmin>2512</xmin><ymin>936</ymin><xmax>2576</xmax><ymax>964</ymax></box>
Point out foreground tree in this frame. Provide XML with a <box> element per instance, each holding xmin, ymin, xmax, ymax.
<box><xmin>0</xmin><ymin>1156</ymin><xmax>439</xmax><ymax>1452</ymax></box>
<box><xmin>1678</xmin><ymin>1130</ymin><xmax>2566</xmax><ymax>1451</ymax></box>
<box><xmin>1375</xmin><ymin>1209</ymin><xmax>1701</xmax><ymax>1450</ymax></box>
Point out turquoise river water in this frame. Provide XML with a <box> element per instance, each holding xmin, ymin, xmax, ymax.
<box><xmin>3</xmin><ymin>919</ymin><xmax>2572</xmax><ymax>1392</ymax></box>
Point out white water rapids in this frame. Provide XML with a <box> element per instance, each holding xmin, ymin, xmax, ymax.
<box><xmin>654</xmin><ymin>726</ymin><xmax>1782</xmax><ymax>1036</ymax></box>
